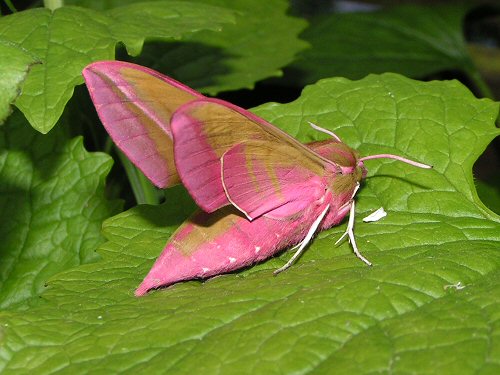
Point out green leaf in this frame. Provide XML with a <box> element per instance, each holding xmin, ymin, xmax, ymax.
<box><xmin>476</xmin><ymin>180</ymin><xmax>500</xmax><ymax>215</ymax></box>
<box><xmin>69</xmin><ymin>0</ymin><xmax>309</xmax><ymax>94</ymax></box>
<box><xmin>0</xmin><ymin>44</ymin><xmax>36</xmax><ymax>124</ymax></box>
<box><xmin>0</xmin><ymin>111</ymin><xmax>121</xmax><ymax>309</ymax></box>
<box><xmin>0</xmin><ymin>1</ymin><xmax>235</xmax><ymax>133</ymax></box>
<box><xmin>0</xmin><ymin>74</ymin><xmax>499</xmax><ymax>373</ymax></box>
<box><xmin>291</xmin><ymin>5</ymin><xmax>476</xmax><ymax>86</ymax></box>
<box><xmin>139</xmin><ymin>0</ymin><xmax>308</xmax><ymax>94</ymax></box>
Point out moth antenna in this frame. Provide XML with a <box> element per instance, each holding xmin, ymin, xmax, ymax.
<box><xmin>308</xmin><ymin>122</ymin><xmax>342</xmax><ymax>142</ymax></box>
<box><xmin>274</xmin><ymin>204</ymin><xmax>331</xmax><ymax>275</ymax></box>
<box><xmin>359</xmin><ymin>154</ymin><xmax>432</xmax><ymax>169</ymax></box>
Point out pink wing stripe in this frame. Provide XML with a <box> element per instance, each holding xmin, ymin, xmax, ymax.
<box><xmin>171</xmin><ymin>110</ymin><xmax>229</xmax><ymax>212</ymax></box>
<box><xmin>84</xmin><ymin>62</ymin><xmax>202</xmax><ymax>135</ymax></box>
<box><xmin>170</xmin><ymin>99</ymin><xmax>333</xmax><ymax>214</ymax></box>
<box><xmin>83</xmin><ymin>61</ymin><xmax>203</xmax><ymax>188</ymax></box>
<box><xmin>221</xmin><ymin>142</ymin><xmax>325</xmax><ymax>219</ymax></box>
<box><xmin>83</xmin><ymin>65</ymin><xmax>167</xmax><ymax>187</ymax></box>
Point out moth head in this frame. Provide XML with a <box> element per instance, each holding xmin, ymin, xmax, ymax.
<box><xmin>306</xmin><ymin>122</ymin><xmax>432</xmax><ymax>182</ymax></box>
<box><xmin>308</xmin><ymin>139</ymin><xmax>431</xmax><ymax>202</ymax></box>
<box><xmin>309</xmin><ymin>139</ymin><xmax>367</xmax><ymax>179</ymax></box>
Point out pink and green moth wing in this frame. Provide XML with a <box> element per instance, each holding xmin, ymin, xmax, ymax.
<box><xmin>221</xmin><ymin>140</ymin><xmax>332</xmax><ymax>220</ymax></box>
<box><xmin>82</xmin><ymin>61</ymin><xmax>203</xmax><ymax>188</ymax></box>
<box><xmin>171</xmin><ymin>99</ymin><xmax>333</xmax><ymax>216</ymax></box>
<box><xmin>135</xmin><ymin>140</ymin><xmax>350</xmax><ymax>296</ymax></box>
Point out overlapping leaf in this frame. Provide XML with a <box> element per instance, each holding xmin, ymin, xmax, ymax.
<box><xmin>0</xmin><ymin>111</ymin><xmax>121</xmax><ymax>309</ymax></box>
<box><xmin>0</xmin><ymin>1</ymin><xmax>235</xmax><ymax>133</ymax></box>
<box><xmin>290</xmin><ymin>4</ymin><xmax>475</xmax><ymax>85</ymax></box>
<box><xmin>0</xmin><ymin>74</ymin><xmax>499</xmax><ymax>374</ymax></box>
<box><xmin>0</xmin><ymin>44</ymin><xmax>36</xmax><ymax>124</ymax></box>
<box><xmin>70</xmin><ymin>0</ymin><xmax>309</xmax><ymax>94</ymax></box>
<box><xmin>141</xmin><ymin>0</ymin><xmax>308</xmax><ymax>94</ymax></box>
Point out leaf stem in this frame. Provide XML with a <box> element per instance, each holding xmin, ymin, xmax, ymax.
<box><xmin>466</xmin><ymin>68</ymin><xmax>495</xmax><ymax>100</ymax></box>
<box><xmin>103</xmin><ymin>136</ymin><xmax>113</xmax><ymax>155</ymax></box>
<box><xmin>44</xmin><ymin>0</ymin><xmax>64</xmax><ymax>10</ymax></box>
<box><xmin>115</xmin><ymin>148</ymin><xmax>160</xmax><ymax>205</ymax></box>
<box><xmin>4</xmin><ymin>0</ymin><xmax>17</xmax><ymax>12</ymax></box>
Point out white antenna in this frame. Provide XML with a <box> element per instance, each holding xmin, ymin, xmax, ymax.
<box><xmin>359</xmin><ymin>154</ymin><xmax>432</xmax><ymax>169</ymax></box>
<box><xmin>308</xmin><ymin>122</ymin><xmax>342</xmax><ymax>142</ymax></box>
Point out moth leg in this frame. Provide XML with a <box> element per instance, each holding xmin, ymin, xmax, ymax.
<box><xmin>335</xmin><ymin>199</ymin><xmax>372</xmax><ymax>266</ymax></box>
<box><xmin>334</xmin><ymin>182</ymin><xmax>359</xmax><ymax>245</ymax></box>
<box><xmin>287</xmin><ymin>242</ymin><xmax>301</xmax><ymax>253</ymax></box>
<box><xmin>274</xmin><ymin>204</ymin><xmax>331</xmax><ymax>275</ymax></box>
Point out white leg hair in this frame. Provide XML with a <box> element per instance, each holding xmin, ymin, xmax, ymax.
<box><xmin>334</xmin><ymin>198</ymin><xmax>372</xmax><ymax>266</ymax></box>
<box><xmin>274</xmin><ymin>204</ymin><xmax>331</xmax><ymax>275</ymax></box>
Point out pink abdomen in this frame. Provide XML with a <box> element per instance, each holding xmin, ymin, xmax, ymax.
<box><xmin>135</xmin><ymin>206</ymin><xmax>316</xmax><ymax>296</ymax></box>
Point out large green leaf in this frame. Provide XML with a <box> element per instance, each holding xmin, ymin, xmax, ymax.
<box><xmin>0</xmin><ymin>74</ymin><xmax>499</xmax><ymax>373</ymax></box>
<box><xmin>0</xmin><ymin>1</ymin><xmax>235</xmax><ymax>133</ymax></box>
<box><xmin>140</xmin><ymin>0</ymin><xmax>308</xmax><ymax>94</ymax></box>
<box><xmin>0</xmin><ymin>44</ymin><xmax>36</xmax><ymax>124</ymax></box>
<box><xmin>69</xmin><ymin>0</ymin><xmax>309</xmax><ymax>94</ymax></box>
<box><xmin>290</xmin><ymin>5</ymin><xmax>476</xmax><ymax>86</ymax></box>
<box><xmin>0</xmin><ymin>111</ymin><xmax>121</xmax><ymax>309</ymax></box>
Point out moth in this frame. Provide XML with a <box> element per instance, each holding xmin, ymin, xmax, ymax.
<box><xmin>83</xmin><ymin>61</ymin><xmax>431</xmax><ymax>296</ymax></box>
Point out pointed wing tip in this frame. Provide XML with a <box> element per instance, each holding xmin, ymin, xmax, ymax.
<box><xmin>83</xmin><ymin>60</ymin><xmax>135</xmax><ymax>78</ymax></box>
<box><xmin>134</xmin><ymin>283</ymin><xmax>151</xmax><ymax>297</ymax></box>
<box><xmin>82</xmin><ymin>61</ymin><xmax>116</xmax><ymax>84</ymax></box>
<box><xmin>81</xmin><ymin>65</ymin><xmax>94</xmax><ymax>81</ymax></box>
<box><xmin>83</xmin><ymin>60</ymin><xmax>112</xmax><ymax>74</ymax></box>
<box><xmin>134</xmin><ymin>289</ymin><xmax>147</xmax><ymax>297</ymax></box>
<box><xmin>135</xmin><ymin>274</ymin><xmax>163</xmax><ymax>297</ymax></box>
<box><xmin>182</xmin><ymin>182</ymin><xmax>229</xmax><ymax>214</ymax></box>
